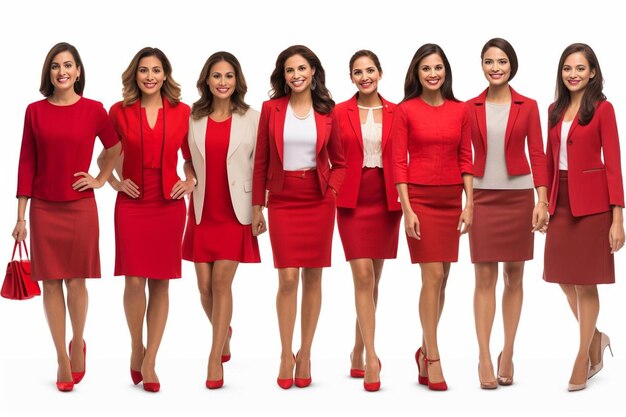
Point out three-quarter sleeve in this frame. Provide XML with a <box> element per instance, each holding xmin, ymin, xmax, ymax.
<box><xmin>526</xmin><ymin>101</ymin><xmax>548</xmax><ymax>187</ymax></box>
<box><xmin>16</xmin><ymin>105</ymin><xmax>36</xmax><ymax>198</ymax></box>
<box><xmin>599</xmin><ymin>101</ymin><xmax>625</xmax><ymax>208</ymax></box>
<box><xmin>252</xmin><ymin>101</ymin><xmax>270</xmax><ymax>206</ymax></box>
<box><xmin>391</xmin><ymin>104</ymin><xmax>409</xmax><ymax>184</ymax></box>
<box><xmin>458</xmin><ymin>106</ymin><xmax>473</xmax><ymax>176</ymax></box>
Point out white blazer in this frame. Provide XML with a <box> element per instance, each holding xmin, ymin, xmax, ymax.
<box><xmin>188</xmin><ymin>108</ymin><xmax>260</xmax><ymax>225</ymax></box>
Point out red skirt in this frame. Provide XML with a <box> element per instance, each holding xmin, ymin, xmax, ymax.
<box><xmin>29</xmin><ymin>197</ymin><xmax>100</xmax><ymax>280</ymax></box>
<box><xmin>268</xmin><ymin>171</ymin><xmax>335</xmax><ymax>268</ymax></box>
<box><xmin>115</xmin><ymin>169</ymin><xmax>186</xmax><ymax>279</ymax></box>
<box><xmin>337</xmin><ymin>168</ymin><xmax>401</xmax><ymax>260</ymax></box>
<box><xmin>469</xmin><ymin>189</ymin><xmax>534</xmax><ymax>263</ymax></box>
<box><xmin>406</xmin><ymin>184</ymin><xmax>463</xmax><ymax>263</ymax></box>
<box><xmin>544</xmin><ymin>171</ymin><xmax>614</xmax><ymax>285</ymax></box>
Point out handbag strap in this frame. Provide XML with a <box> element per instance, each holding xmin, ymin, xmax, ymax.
<box><xmin>12</xmin><ymin>240</ymin><xmax>30</xmax><ymax>261</ymax></box>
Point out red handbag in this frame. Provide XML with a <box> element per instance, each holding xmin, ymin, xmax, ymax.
<box><xmin>1</xmin><ymin>240</ymin><xmax>40</xmax><ymax>300</ymax></box>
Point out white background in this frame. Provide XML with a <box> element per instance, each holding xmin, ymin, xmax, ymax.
<box><xmin>1</xmin><ymin>1</ymin><xmax>624</xmax><ymax>416</ymax></box>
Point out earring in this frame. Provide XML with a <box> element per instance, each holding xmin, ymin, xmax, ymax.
<box><xmin>284</xmin><ymin>83</ymin><xmax>290</xmax><ymax>94</ymax></box>
<box><xmin>75</xmin><ymin>76</ymin><xmax>80</xmax><ymax>83</ymax></box>
<box><xmin>311</xmin><ymin>77</ymin><xmax>317</xmax><ymax>91</ymax></box>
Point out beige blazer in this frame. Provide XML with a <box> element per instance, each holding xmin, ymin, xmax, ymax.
<box><xmin>188</xmin><ymin>108</ymin><xmax>260</xmax><ymax>225</ymax></box>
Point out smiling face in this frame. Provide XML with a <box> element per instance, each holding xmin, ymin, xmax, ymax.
<box><xmin>562</xmin><ymin>51</ymin><xmax>595</xmax><ymax>95</ymax></box>
<box><xmin>350</xmin><ymin>56</ymin><xmax>381</xmax><ymax>96</ymax></box>
<box><xmin>284</xmin><ymin>54</ymin><xmax>315</xmax><ymax>94</ymax></box>
<box><xmin>482</xmin><ymin>47</ymin><xmax>511</xmax><ymax>87</ymax></box>
<box><xmin>49</xmin><ymin>51</ymin><xmax>81</xmax><ymax>93</ymax></box>
<box><xmin>136</xmin><ymin>55</ymin><xmax>166</xmax><ymax>97</ymax></box>
<box><xmin>417</xmin><ymin>53</ymin><xmax>445</xmax><ymax>93</ymax></box>
<box><xmin>207</xmin><ymin>60</ymin><xmax>236</xmax><ymax>101</ymax></box>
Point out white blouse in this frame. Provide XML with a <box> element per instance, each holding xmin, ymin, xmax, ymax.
<box><xmin>283</xmin><ymin>102</ymin><xmax>317</xmax><ymax>170</ymax></box>
<box><xmin>559</xmin><ymin>120</ymin><xmax>573</xmax><ymax>170</ymax></box>
<box><xmin>359</xmin><ymin>105</ymin><xmax>383</xmax><ymax>168</ymax></box>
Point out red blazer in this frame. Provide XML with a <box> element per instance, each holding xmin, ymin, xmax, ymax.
<box><xmin>467</xmin><ymin>87</ymin><xmax>548</xmax><ymax>187</ymax></box>
<box><xmin>546</xmin><ymin>100</ymin><xmax>624</xmax><ymax>216</ymax></box>
<box><xmin>334</xmin><ymin>94</ymin><xmax>400</xmax><ymax>211</ymax></box>
<box><xmin>110</xmin><ymin>99</ymin><xmax>191</xmax><ymax>200</ymax></box>
<box><xmin>252</xmin><ymin>96</ymin><xmax>346</xmax><ymax>206</ymax></box>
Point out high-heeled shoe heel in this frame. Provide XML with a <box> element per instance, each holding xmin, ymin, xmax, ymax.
<box><xmin>68</xmin><ymin>339</ymin><xmax>86</xmax><ymax>384</ymax></box>
<box><xmin>415</xmin><ymin>348</ymin><xmax>428</xmax><ymax>386</ymax></box>
<box><xmin>588</xmin><ymin>332</ymin><xmax>612</xmax><ymax>379</ymax></box>
<box><xmin>206</xmin><ymin>364</ymin><xmax>224</xmax><ymax>389</ymax></box>
<box><xmin>363</xmin><ymin>358</ymin><xmax>381</xmax><ymax>392</ymax></box>
<box><xmin>424</xmin><ymin>358</ymin><xmax>448</xmax><ymax>391</ymax></box>
<box><xmin>497</xmin><ymin>351</ymin><xmax>514</xmax><ymax>386</ymax></box>
<box><xmin>478</xmin><ymin>363</ymin><xmax>497</xmax><ymax>390</ymax></box>
<box><xmin>221</xmin><ymin>326</ymin><xmax>233</xmax><ymax>363</ymax></box>
<box><xmin>294</xmin><ymin>351</ymin><xmax>312</xmax><ymax>388</ymax></box>
<box><xmin>350</xmin><ymin>352</ymin><xmax>365</xmax><ymax>378</ymax></box>
<box><xmin>277</xmin><ymin>353</ymin><xmax>295</xmax><ymax>389</ymax></box>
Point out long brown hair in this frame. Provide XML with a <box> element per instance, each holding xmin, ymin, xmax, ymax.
<box><xmin>403</xmin><ymin>43</ymin><xmax>458</xmax><ymax>102</ymax></box>
<box><xmin>269</xmin><ymin>45</ymin><xmax>334</xmax><ymax>114</ymax></box>
<box><xmin>191</xmin><ymin>51</ymin><xmax>250</xmax><ymax>120</ymax></box>
<box><xmin>121</xmin><ymin>47</ymin><xmax>181</xmax><ymax>106</ymax></box>
<box><xmin>549</xmin><ymin>43</ymin><xmax>605</xmax><ymax>127</ymax></box>
<box><xmin>39</xmin><ymin>42</ymin><xmax>85</xmax><ymax>97</ymax></box>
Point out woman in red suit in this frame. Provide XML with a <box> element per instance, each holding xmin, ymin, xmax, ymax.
<box><xmin>104</xmin><ymin>47</ymin><xmax>194</xmax><ymax>392</ymax></box>
<box><xmin>252</xmin><ymin>44</ymin><xmax>346</xmax><ymax>389</ymax></box>
<box><xmin>335</xmin><ymin>50</ymin><xmax>401</xmax><ymax>391</ymax></box>
<box><xmin>467</xmin><ymin>38</ymin><xmax>549</xmax><ymax>389</ymax></box>
<box><xmin>543</xmin><ymin>43</ymin><xmax>624</xmax><ymax>391</ymax></box>
<box><xmin>13</xmin><ymin>42</ymin><xmax>121</xmax><ymax>392</ymax></box>
<box><xmin>182</xmin><ymin>51</ymin><xmax>261</xmax><ymax>389</ymax></box>
<box><xmin>392</xmin><ymin>43</ymin><xmax>473</xmax><ymax>391</ymax></box>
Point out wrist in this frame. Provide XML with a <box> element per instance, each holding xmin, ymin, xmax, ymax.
<box><xmin>187</xmin><ymin>177</ymin><xmax>197</xmax><ymax>187</ymax></box>
<box><xmin>537</xmin><ymin>201</ymin><xmax>549</xmax><ymax>207</ymax></box>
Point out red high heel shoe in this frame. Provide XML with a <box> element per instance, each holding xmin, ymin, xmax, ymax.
<box><xmin>277</xmin><ymin>353</ymin><xmax>295</xmax><ymax>389</ymax></box>
<box><xmin>415</xmin><ymin>348</ymin><xmax>428</xmax><ymax>386</ymax></box>
<box><xmin>350</xmin><ymin>352</ymin><xmax>365</xmax><ymax>378</ymax></box>
<box><xmin>68</xmin><ymin>339</ymin><xmax>86</xmax><ymax>384</ymax></box>
<box><xmin>130</xmin><ymin>369</ymin><xmax>143</xmax><ymax>385</ymax></box>
<box><xmin>424</xmin><ymin>357</ymin><xmax>448</xmax><ymax>391</ymax></box>
<box><xmin>363</xmin><ymin>358</ymin><xmax>382</xmax><ymax>392</ymax></box>
<box><xmin>56</xmin><ymin>379</ymin><xmax>75</xmax><ymax>392</ymax></box>
<box><xmin>294</xmin><ymin>351</ymin><xmax>312</xmax><ymax>388</ymax></box>
<box><xmin>221</xmin><ymin>326</ymin><xmax>233</xmax><ymax>363</ymax></box>
<box><xmin>206</xmin><ymin>364</ymin><xmax>224</xmax><ymax>389</ymax></box>
<box><xmin>143</xmin><ymin>381</ymin><xmax>161</xmax><ymax>392</ymax></box>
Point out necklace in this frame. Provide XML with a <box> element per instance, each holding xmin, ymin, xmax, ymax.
<box><xmin>357</xmin><ymin>104</ymin><xmax>383</xmax><ymax>110</ymax></box>
<box><xmin>292</xmin><ymin>108</ymin><xmax>312</xmax><ymax>120</ymax></box>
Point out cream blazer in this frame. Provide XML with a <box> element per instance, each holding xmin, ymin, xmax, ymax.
<box><xmin>188</xmin><ymin>108</ymin><xmax>260</xmax><ymax>225</ymax></box>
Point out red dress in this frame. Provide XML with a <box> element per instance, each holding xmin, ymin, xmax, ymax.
<box><xmin>114</xmin><ymin>108</ymin><xmax>186</xmax><ymax>279</ymax></box>
<box><xmin>183</xmin><ymin>118</ymin><xmax>260</xmax><ymax>263</ymax></box>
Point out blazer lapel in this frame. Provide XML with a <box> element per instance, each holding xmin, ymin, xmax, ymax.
<box><xmin>504</xmin><ymin>101</ymin><xmax>521</xmax><ymax>149</ymax></box>
<box><xmin>227</xmin><ymin>113</ymin><xmax>243</xmax><ymax>160</ymax></box>
<box><xmin>193</xmin><ymin>116</ymin><xmax>208</xmax><ymax>162</ymax></box>
<box><xmin>314</xmin><ymin>111</ymin><xmax>326</xmax><ymax>155</ymax></box>
<box><xmin>567</xmin><ymin>116</ymin><xmax>580</xmax><ymax>140</ymax></box>
<box><xmin>381</xmin><ymin>98</ymin><xmax>393</xmax><ymax>152</ymax></box>
<box><xmin>274</xmin><ymin>98</ymin><xmax>288</xmax><ymax>163</ymax></box>
<box><xmin>347</xmin><ymin>95</ymin><xmax>363</xmax><ymax>151</ymax></box>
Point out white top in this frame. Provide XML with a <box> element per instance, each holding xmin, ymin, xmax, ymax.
<box><xmin>473</xmin><ymin>102</ymin><xmax>533</xmax><ymax>189</ymax></box>
<box><xmin>559</xmin><ymin>120</ymin><xmax>573</xmax><ymax>170</ymax></box>
<box><xmin>283</xmin><ymin>103</ymin><xmax>317</xmax><ymax>170</ymax></box>
<box><xmin>359</xmin><ymin>105</ymin><xmax>383</xmax><ymax>168</ymax></box>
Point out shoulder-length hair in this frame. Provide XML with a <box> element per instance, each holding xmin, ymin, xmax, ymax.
<box><xmin>349</xmin><ymin>49</ymin><xmax>383</xmax><ymax>74</ymax></box>
<box><xmin>403</xmin><ymin>43</ymin><xmax>457</xmax><ymax>102</ymax></box>
<box><xmin>121</xmin><ymin>47</ymin><xmax>181</xmax><ymax>106</ymax></box>
<box><xmin>480</xmin><ymin>38</ymin><xmax>519</xmax><ymax>82</ymax></box>
<box><xmin>269</xmin><ymin>45</ymin><xmax>334</xmax><ymax>114</ymax></box>
<box><xmin>191</xmin><ymin>51</ymin><xmax>250</xmax><ymax>120</ymax></box>
<box><xmin>549</xmin><ymin>43</ymin><xmax>605</xmax><ymax>127</ymax></box>
<box><xmin>39</xmin><ymin>42</ymin><xmax>85</xmax><ymax>97</ymax></box>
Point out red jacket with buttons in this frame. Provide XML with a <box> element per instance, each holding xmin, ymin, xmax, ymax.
<box><xmin>546</xmin><ymin>100</ymin><xmax>624</xmax><ymax>216</ymax></box>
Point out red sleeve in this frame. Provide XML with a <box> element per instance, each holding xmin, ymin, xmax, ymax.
<box><xmin>545</xmin><ymin>108</ymin><xmax>555</xmax><ymax>207</ymax></box>
<box><xmin>327</xmin><ymin>110</ymin><xmax>347</xmax><ymax>193</ymax></box>
<box><xmin>95</xmin><ymin>102</ymin><xmax>120</xmax><ymax>149</ymax></box>
<box><xmin>526</xmin><ymin>101</ymin><xmax>548</xmax><ymax>187</ymax></box>
<box><xmin>252</xmin><ymin>101</ymin><xmax>270</xmax><ymax>206</ymax></box>
<box><xmin>16</xmin><ymin>105</ymin><xmax>36</xmax><ymax>198</ymax></box>
<box><xmin>599</xmin><ymin>101</ymin><xmax>624</xmax><ymax>207</ymax></box>
<box><xmin>181</xmin><ymin>134</ymin><xmax>192</xmax><ymax>161</ymax></box>
<box><xmin>391</xmin><ymin>104</ymin><xmax>409</xmax><ymax>184</ymax></box>
<box><xmin>458</xmin><ymin>106</ymin><xmax>473</xmax><ymax>175</ymax></box>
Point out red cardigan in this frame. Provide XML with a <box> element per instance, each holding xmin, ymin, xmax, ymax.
<box><xmin>392</xmin><ymin>97</ymin><xmax>473</xmax><ymax>185</ymax></box>
<box><xmin>17</xmin><ymin>97</ymin><xmax>118</xmax><ymax>201</ymax></box>
<box><xmin>334</xmin><ymin>94</ymin><xmax>400</xmax><ymax>211</ymax></box>
<box><xmin>109</xmin><ymin>99</ymin><xmax>191</xmax><ymax>199</ymax></box>
<box><xmin>546</xmin><ymin>100</ymin><xmax>624</xmax><ymax>216</ymax></box>
<box><xmin>252</xmin><ymin>96</ymin><xmax>346</xmax><ymax>206</ymax></box>
<box><xmin>467</xmin><ymin>87</ymin><xmax>548</xmax><ymax>187</ymax></box>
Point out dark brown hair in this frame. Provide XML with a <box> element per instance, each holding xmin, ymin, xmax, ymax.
<box><xmin>549</xmin><ymin>43</ymin><xmax>605</xmax><ymax>127</ymax></box>
<box><xmin>121</xmin><ymin>47</ymin><xmax>181</xmax><ymax>106</ymax></box>
<box><xmin>39</xmin><ymin>42</ymin><xmax>85</xmax><ymax>97</ymax></box>
<box><xmin>349</xmin><ymin>49</ymin><xmax>383</xmax><ymax>74</ymax></box>
<box><xmin>480</xmin><ymin>38</ymin><xmax>518</xmax><ymax>82</ymax></box>
<box><xmin>191</xmin><ymin>51</ymin><xmax>250</xmax><ymax>119</ymax></box>
<box><xmin>403</xmin><ymin>43</ymin><xmax>457</xmax><ymax>102</ymax></box>
<box><xmin>269</xmin><ymin>45</ymin><xmax>334</xmax><ymax>114</ymax></box>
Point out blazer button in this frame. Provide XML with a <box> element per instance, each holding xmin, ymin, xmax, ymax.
<box><xmin>567</xmin><ymin>140</ymin><xmax>573</xmax><ymax>145</ymax></box>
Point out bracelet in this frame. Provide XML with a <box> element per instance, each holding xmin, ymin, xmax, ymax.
<box><xmin>537</xmin><ymin>201</ymin><xmax>549</xmax><ymax>207</ymax></box>
<box><xmin>17</xmin><ymin>220</ymin><xmax>26</xmax><ymax>222</ymax></box>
